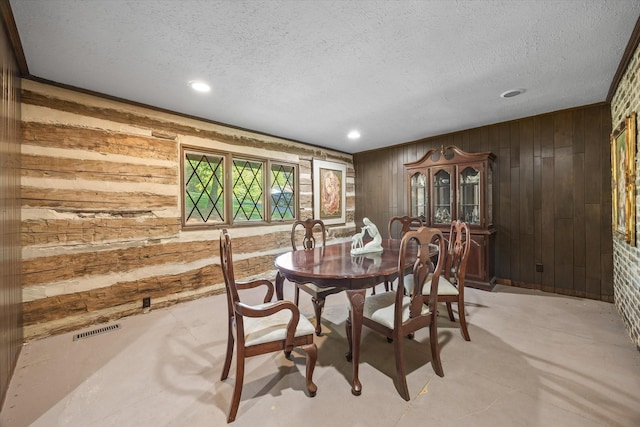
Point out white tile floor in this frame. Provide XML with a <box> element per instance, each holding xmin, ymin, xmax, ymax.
<box><xmin>2</xmin><ymin>283</ymin><xmax>640</xmax><ymax>427</ymax></box>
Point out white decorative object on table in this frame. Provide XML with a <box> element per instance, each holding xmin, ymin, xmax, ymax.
<box><xmin>351</xmin><ymin>232</ymin><xmax>364</xmax><ymax>251</ymax></box>
<box><xmin>350</xmin><ymin>252</ymin><xmax>382</xmax><ymax>273</ymax></box>
<box><xmin>351</xmin><ymin>217</ymin><xmax>384</xmax><ymax>255</ymax></box>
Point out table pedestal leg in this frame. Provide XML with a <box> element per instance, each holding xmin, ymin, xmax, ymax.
<box><xmin>275</xmin><ymin>272</ymin><xmax>284</xmax><ymax>301</ymax></box>
<box><xmin>345</xmin><ymin>289</ymin><xmax>366</xmax><ymax>396</ymax></box>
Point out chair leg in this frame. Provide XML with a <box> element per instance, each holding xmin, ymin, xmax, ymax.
<box><xmin>457</xmin><ymin>302</ymin><xmax>471</xmax><ymax>341</ymax></box>
<box><xmin>393</xmin><ymin>333</ymin><xmax>410</xmax><ymax>401</ymax></box>
<box><xmin>221</xmin><ymin>318</ymin><xmax>234</xmax><ymax>381</ymax></box>
<box><xmin>227</xmin><ymin>347</ymin><xmax>245</xmax><ymax>423</ymax></box>
<box><xmin>429</xmin><ymin>319</ymin><xmax>444</xmax><ymax>377</ymax></box>
<box><xmin>302</xmin><ymin>343</ymin><xmax>318</xmax><ymax>397</ymax></box>
<box><xmin>294</xmin><ymin>285</ymin><xmax>300</xmax><ymax>306</ymax></box>
<box><xmin>446</xmin><ymin>301</ymin><xmax>455</xmax><ymax>321</ymax></box>
<box><xmin>311</xmin><ymin>296</ymin><xmax>325</xmax><ymax>336</ymax></box>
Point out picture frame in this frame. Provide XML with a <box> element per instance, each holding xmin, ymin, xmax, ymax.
<box><xmin>611</xmin><ymin>112</ymin><xmax>636</xmax><ymax>246</ymax></box>
<box><xmin>313</xmin><ymin>159</ymin><xmax>347</xmax><ymax>225</ymax></box>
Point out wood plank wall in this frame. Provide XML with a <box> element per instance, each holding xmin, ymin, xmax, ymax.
<box><xmin>0</xmin><ymin>19</ymin><xmax>22</xmax><ymax>408</ymax></box>
<box><xmin>354</xmin><ymin>104</ymin><xmax>614</xmax><ymax>301</ymax></box>
<box><xmin>19</xmin><ymin>79</ymin><xmax>355</xmax><ymax>341</ymax></box>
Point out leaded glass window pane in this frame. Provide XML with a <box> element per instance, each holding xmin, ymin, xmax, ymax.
<box><xmin>271</xmin><ymin>163</ymin><xmax>295</xmax><ymax>220</ymax></box>
<box><xmin>184</xmin><ymin>152</ymin><xmax>224</xmax><ymax>224</ymax></box>
<box><xmin>232</xmin><ymin>159</ymin><xmax>264</xmax><ymax>221</ymax></box>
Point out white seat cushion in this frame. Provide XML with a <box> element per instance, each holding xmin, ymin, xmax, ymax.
<box><xmin>434</xmin><ymin>276</ymin><xmax>458</xmax><ymax>296</ymax></box>
<box><xmin>299</xmin><ymin>283</ymin><xmax>336</xmax><ymax>292</ymax></box>
<box><xmin>403</xmin><ymin>274</ymin><xmax>459</xmax><ymax>296</ymax></box>
<box><xmin>363</xmin><ymin>291</ymin><xmax>430</xmax><ymax>329</ymax></box>
<box><xmin>243</xmin><ymin>302</ymin><xmax>316</xmax><ymax>346</ymax></box>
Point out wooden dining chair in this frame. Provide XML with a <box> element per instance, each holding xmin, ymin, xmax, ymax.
<box><xmin>346</xmin><ymin>226</ymin><xmax>446</xmax><ymax>400</ymax></box>
<box><xmin>291</xmin><ymin>218</ymin><xmax>343</xmax><ymax>336</ymax></box>
<box><xmin>219</xmin><ymin>229</ymin><xmax>318</xmax><ymax>423</ymax></box>
<box><xmin>388</xmin><ymin>215</ymin><xmax>424</xmax><ymax>240</ymax></box>
<box><xmin>423</xmin><ymin>219</ymin><xmax>472</xmax><ymax>341</ymax></box>
<box><xmin>372</xmin><ymin>215</ymin><xmax>425</xmax><ymax>294</ymax></box>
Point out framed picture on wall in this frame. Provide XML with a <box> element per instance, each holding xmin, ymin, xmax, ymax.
<box><xmin>611</xmin><ymin>112</ymin><xmax>636</xmax><ymax>246</ymax></box>
<box><xmin>313</xmin><ymin>159</ymin><xmax>346</xmax><ymax>225</ymax></box>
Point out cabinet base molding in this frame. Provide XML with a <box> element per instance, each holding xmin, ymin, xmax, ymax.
<box><xmin>465</xmin><ymin>277</ymin><xmax>496</xmax><ymax>292</ymax></box>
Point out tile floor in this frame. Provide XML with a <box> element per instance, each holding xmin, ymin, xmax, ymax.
<box><xmin>1</xmin><ymin>283</ymin><xmax>639</xmax><ymax>427</ymax></box>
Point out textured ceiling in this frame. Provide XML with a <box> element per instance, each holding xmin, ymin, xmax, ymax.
<box><xmin>9</xmin><ymin>0</ymin><xmax>640</xmax><ymax>154</ymax></box>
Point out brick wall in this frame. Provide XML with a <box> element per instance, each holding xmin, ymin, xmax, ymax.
<box><xmin>610</xmin><ymin>41</ymin><xmax>640</xmax><ymax>349</ymax></box>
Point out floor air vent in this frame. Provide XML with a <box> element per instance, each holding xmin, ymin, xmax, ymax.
<box><xmin>73</xmin><ymin>323</ymin><xmax>121</xmax><ymax>341</ymax></box>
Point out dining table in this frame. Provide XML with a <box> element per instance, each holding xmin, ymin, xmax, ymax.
<box><xmin>274</xmin><ymin>238</ymin><xmax>422</xmax><ymax>396</ymax></box>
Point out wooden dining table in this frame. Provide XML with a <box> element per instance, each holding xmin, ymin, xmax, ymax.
<box><xmin>274</xmin><ymin>238</ymin><xmax>420</xmax><ymax>396</ymax></box>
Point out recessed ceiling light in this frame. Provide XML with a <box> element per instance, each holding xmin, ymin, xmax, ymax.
<box><xmin>500</xmin><ymin>89</ymin><xmax>525</xmax><ymax>98</ymax></box>
<box><xmin>347</xmin><ymin>130</ymin><xmax>361</xmax><ymax>140</ymax></box>
<box><xmin>189</xmin><ymin>80</ymin><xmax>211</xmax><ymax>93</ymax></box>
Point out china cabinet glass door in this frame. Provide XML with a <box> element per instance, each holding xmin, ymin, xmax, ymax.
<box><xmin>410</xmin><ymin>172</ymin><xmax>427</xmax><ymax>223</ymax></box>
<box><xmin>432</xmin><ymin>169</ymin><xmax>452</xmax><ymax>224</ymax></box>
<box><xmin>459</xmin><ymin>166</ymin><xmax>481</xmax><ymax>225</ymax></box>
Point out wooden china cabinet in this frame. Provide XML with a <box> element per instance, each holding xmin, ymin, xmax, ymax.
<box><xmin>405</xmin><ymin>145</ymin><xmax>496</xmax><ymax>290</ymax></box>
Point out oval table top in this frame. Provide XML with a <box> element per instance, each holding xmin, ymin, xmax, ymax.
<box><xmin>274</xmin><ymin>239</ymin><xmax>420</xmax><ymax>290</ymax></box>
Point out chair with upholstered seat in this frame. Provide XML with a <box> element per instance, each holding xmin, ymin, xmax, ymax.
<box><xmin>219</xmin><ymin>229</ymin><xmax>317</xmax><ymax>423</ymax></box>
<box><xmin>424</xmin><ymin>219</ymin><xmax>472</xmax><ymax>341</ymax></box>
<box><xmin>346</xmin><ymin>226</ymin><xmax>446</xmax><ymax>400</ymax></box>
<box><xmin>373</xmin><ymin>215</ymin><xmax>425</xmax><ymax>294</ymax></box>
<box><xmin>388</xmin><ymin>215</ymin><xmax>424</xmax><ymax>240</ymax></box>
<box><xmin>291</xmin><ymin>218</ymin><xmax>343</xmax><ymax>336</ymax></box>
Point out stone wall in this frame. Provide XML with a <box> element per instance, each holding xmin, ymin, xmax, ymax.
<box><xmin>20</xmin><ymin>79</ymin><xmax>355</xmax><ymax>340</ymax></box>
<box><xmin>610</xmin><ymin>41</ymin><xmax>640</xmax><ymax>349</ymax></box>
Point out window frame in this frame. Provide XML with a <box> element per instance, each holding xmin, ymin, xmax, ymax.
<box><xmin>180</xmin><ymin>145</ymin><xmax>299</xmax><ymax>229</ymax></box>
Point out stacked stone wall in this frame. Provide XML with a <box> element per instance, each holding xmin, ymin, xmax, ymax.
<box><xmin>20</xmin><ymin>80</ymin><xmax>355</xmax><ymax>340</ymax></box>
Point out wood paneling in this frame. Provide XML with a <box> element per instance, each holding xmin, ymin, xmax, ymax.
<box><xmin>520</xmin><ymin>119</ymin><xmax>534</xmax><ymax>235</ymax></box>
<box><xmin>0</xmin><ymin>15</ymin><xmax>22</xmax><ymax>409</ymax></box>
<box><xmin>585</xmin><ymin>204</ymin><xmax>602</xmax><ymax>298</ymax></box>
<box><xmin>540</xmin><ymin>156</ymin><xmax>556</xmax><ymax>290</ymax></box>
<box><xmin>573</xmin><ymin>151</ymin><xmax>586</xmax><ymax>296</ymax></box>
<box><xmin>354</xmin><ymin>104</ymin><xmax>614</xmax><ymax>301</ymax></box>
